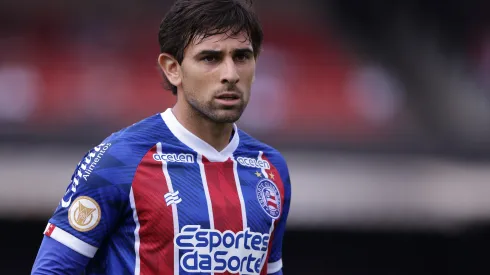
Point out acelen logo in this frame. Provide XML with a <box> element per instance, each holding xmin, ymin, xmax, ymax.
<box><xmin>236</xmin><ymin>157</ymin><xmax>270</xmax><ymax>169</ymax></box>
<box><xmin>153</xmin><ymin>153</ymin><xmax>194</xmax><ymax>163</ymax></box>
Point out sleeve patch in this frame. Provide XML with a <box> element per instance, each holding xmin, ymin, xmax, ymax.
<box><xmin>68</xmin><ymin>196</ymin><xmax>101</xmax><ymax>232</ymax></box>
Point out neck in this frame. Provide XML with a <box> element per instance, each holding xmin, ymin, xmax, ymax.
<box><xmin>172</xmin><ymin>102</ymin><xmax>234</xmax><ymax>152</ymax></box>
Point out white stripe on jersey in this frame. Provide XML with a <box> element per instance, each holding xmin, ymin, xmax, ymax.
<box><xmin>44</xmin><ymin>223</ymin><xmax>98</xmax><ymax>258</ymax></box>
<box><xmin>157</xmin><ymin>142</ymin><xmax>180</xmax><ymax>275</ymax></box>
<box><xmin>267</xmin><ymin>259</ymin><xmax>283</xmax><ymax>274</ymax></box>
<box><xmin>129</xmin><ymin>187</ymin><xmax>141</xmax><ymax>275</ymax></box>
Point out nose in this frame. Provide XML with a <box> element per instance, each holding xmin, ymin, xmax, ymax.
<box><xmin>220</xmin><ymin>58</ymin><xmax>239</xmax><ymax>85</ymax></box>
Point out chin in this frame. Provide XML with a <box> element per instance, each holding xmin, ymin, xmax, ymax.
<box><xmin>209</xmin><ymin>109</ymin><xmax>243</xmax><ymax>123</ymax></box>
<box><xmin>212</xmin><ymin>114</ymin><xmax>241</xmax><ymax>124</ymax></box>
<box><xmin>188</xmin><ymin>99</ymin><xmax>246</xmax><ymax>124</ymax></box>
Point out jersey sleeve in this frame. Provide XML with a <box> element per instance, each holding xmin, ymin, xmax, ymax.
<box><xmin>42</xmin><ymin>142</ymin><xmax>128</xmax><ymax>259</ymax></box>
<box><xmin>31</xmin><ymin>236</ymin><xmax>90</xmax><ymax>274</ymax></box>
<box><xmin>267</xmin><ymin>154</ymin><xmax>292</xmax><ymax>274</ymax></box>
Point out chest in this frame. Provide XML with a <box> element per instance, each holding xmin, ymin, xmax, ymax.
<box><xmin>131</xmin><ymin>157</ymin><xmax>283</xmax><ymax>236</ymax></box>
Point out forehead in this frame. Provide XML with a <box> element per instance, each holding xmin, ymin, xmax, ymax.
<box><xmin>186</xmin><ymin>31</ymin><xmax>253</xmax><ymax>54</ymax></box>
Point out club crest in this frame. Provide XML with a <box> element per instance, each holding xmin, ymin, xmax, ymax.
<box><xmin>256</xmin><ymin>179</ymin><xmax>281</xmax><ymax>219</ymax></box>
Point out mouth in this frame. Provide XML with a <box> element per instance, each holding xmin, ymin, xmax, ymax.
<box><xmin>215</xmin><ymin>92</ymin><xmax>241</xmax><ymax>101</ymax></box>
<box><xmin>214</xmin><ymin>92</ymin><xmax>242</xmax><ymax>107</ymax></box>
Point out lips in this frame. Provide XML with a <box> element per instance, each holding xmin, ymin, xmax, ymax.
<box><xmin>215</xmin><ymin>92</ymin><xmax>240</xmax><ymax>100</ymax></box>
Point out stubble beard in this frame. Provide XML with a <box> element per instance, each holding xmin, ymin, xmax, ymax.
<box><xmin>185</xmin><ymin>90</ymin><xmax>247</xmax><ymax>124</ymax></box>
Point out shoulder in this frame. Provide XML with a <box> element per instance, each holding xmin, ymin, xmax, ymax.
<box><xmin>74</xmin><ymin>114</ymin><xmax>169</xmax><ymax>190</ymax></box>
<box><xmin>101</xmin><ymin>114</ymin><xmax>167</xmax><ymax>157</ymax></box>
<box><xmin>237</xmin><ymin>129</ymin><xmax>292</xmax><ymax>204</ymax></box>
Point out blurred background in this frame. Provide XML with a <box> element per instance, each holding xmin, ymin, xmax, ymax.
<box><xmin>1</xmin><ymin>0</ymin><xmax>490</xmax><ymax>274</ymax></box>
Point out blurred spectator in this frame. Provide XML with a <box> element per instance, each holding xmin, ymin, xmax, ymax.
<box><xmin>0</xmin><ymin>64</ymin><xmax>40</xmax><ymax>122</ymax></box>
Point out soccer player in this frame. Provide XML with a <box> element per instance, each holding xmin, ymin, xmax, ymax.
<box><xmin>31</xmin><ymin>0</ymin><xmax>292</xmax><ymax>274</ymax></box>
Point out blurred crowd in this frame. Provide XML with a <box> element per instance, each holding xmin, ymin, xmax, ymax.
<box><xmin>0</xmin><ymin>0</ymin><xmax>489</xmax><ymax>156</ymax></box>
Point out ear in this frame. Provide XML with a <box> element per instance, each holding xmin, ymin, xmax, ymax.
<box><xmin>158</xmin><ymin>53</ymin><xmax>182</xmax><ymax>87</ymax></box>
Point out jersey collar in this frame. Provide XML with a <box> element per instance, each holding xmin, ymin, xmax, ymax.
<box><xmin>161</xmin><ymin>108</ymin><xmax>239</xmax><ymax>162</ymax></box>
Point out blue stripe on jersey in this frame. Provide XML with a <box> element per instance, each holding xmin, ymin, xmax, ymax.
<box><xmin>161</xmin><ymin>143</ymin><xmax>212</xmax><ymax>275</ymax></box>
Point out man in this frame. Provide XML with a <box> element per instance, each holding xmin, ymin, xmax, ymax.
<box><xmin>32</xmin><ymin>0</ymin><xmax>291</xmax><ymax>274</ymax></box>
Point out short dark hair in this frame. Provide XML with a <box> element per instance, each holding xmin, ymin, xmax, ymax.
<box><xmin>158</xmin><ymin>0</ymin><xmax>264</xmax><ymax>95</ymax></box>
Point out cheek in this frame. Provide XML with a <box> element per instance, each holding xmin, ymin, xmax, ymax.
<box><xmin>182</xmin><ymin>69</ymin><xmax>208</xmax><ymax>95</ymax></box>
<box><xmin>188</xmin><ymin>66</ymin><xmax>217</xmax><ymax>87</ymax></box>
<box><xmin>239</xmin><ymin>64</ymin><xmax>255</xmax><ymax>81</ymax></box>
<box><xmin>239</xmin><ymin>68</ymin><xmax>255</xmax><ymax>92</ymax></box>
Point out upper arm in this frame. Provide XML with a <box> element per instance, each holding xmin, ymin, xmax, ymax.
<box><xmin>34</xmin><ymin>142</ymin><xmax>130</xmax><ymax>267</ymax></box>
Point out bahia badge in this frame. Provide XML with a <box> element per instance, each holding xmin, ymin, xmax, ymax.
<box><xmin>68</xmin><ymin>196</ymin><xmax>101</xmax><ymax>232</ymax></box>
<box><xmin>256</xmin><ymin>179</ymin><xmax>282</xmax><ymax>219</ymax></box>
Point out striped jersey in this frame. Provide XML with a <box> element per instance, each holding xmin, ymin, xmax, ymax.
<box><xmin>43</xmin><ymin>108</ymin><xmax>292</xmax><ymax>275</ymax></box>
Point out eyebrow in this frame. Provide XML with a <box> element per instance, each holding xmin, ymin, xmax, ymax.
<box><xmin>195</xmin><ymin>48</ymin><xmax>254</xmax><ymax>57</ymax></box>
<box><xmin>234</xmin><ymin>48</ymin><xmax>254</xmax><ymax>55</ymax></box>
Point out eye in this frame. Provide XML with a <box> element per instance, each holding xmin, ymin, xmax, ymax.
<box><xmin>202</xmin><ymin>56</ymin><xmax>218</xmax><ymax>63</ymax></box>
<box><xmin>235</xmin><ymin>53</ymin><xmax>251</xmax><ymax>62</ymax></box>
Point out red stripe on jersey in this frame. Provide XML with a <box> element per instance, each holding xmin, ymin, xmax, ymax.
<box><xmin>260</xmin><ymin>155</ymin><xmax>286</xmax><ymax>275</ymax></box>
<box><xmin>44</xmin><ymin>223</ymin><xmax>56</xmax><ymax>237</ymax></box>
<box><xmin>202</xmin><ymin>156</ymin><xmax>244</xmax><ymax>275</ymax></box>
<box><xmin>132</xmin><ymin>145</ymin><xmax>174</xmax><ymax>274</ymax></box>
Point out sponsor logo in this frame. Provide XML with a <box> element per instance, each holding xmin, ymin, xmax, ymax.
<box><xmin>256</xmin><ymin>179</ymin><xmax>281</xmax><ymax>219</ymax></box>
<box><xmin>153</xmin><ymin>153</ymin><xmax>194</xmax><ymax>163</ymax></box>
<box><xmin>68</xmin><ymin>196</ymin><xmax>101</xmax><ymax>232</ymax></box>
<box><xmin>164</xmin><ymin>190</ymin><xmax>182</xmax><ymax>206</ymax></box>
<box><xmin>175</xmin><ymin>225</ymin><xmax>269</xmax><ymax>274</ymax></box>
<box><xmin>237</xmin><ymin>157</ymin><xmax>270</xmax><ymax>169</ymax></box>
<box><xmin>61</xmin><ymin>143</ymin><xmax>111</xmax><ymax>208</ymax></box>
<box><xmin>80</xmin><ymin>143</ymin><xmax>111</xmax><ymax>181</ymax></box>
